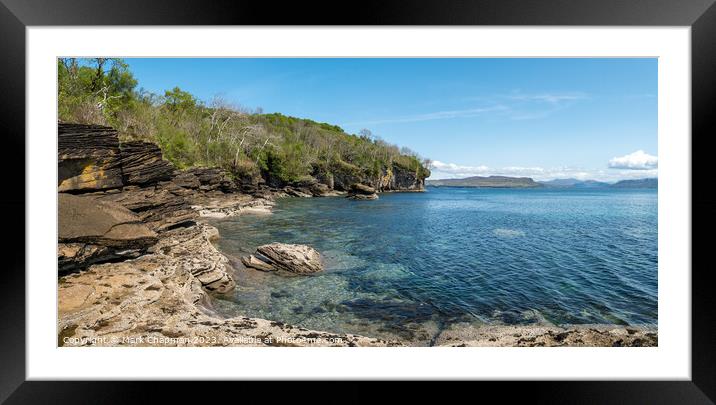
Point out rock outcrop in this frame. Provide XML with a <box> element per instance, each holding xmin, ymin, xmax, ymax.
<box><xmin>58</xmin><ymin>223</ymin><xmax>392</xmax><ymax>347</ymax></box>
<box><xmin>347</xmin><ymin>183</ymin><xmax>379</xmax><ymax>200</ymax></box>
<box><xmin>119</xmin><ymin>141</ymin><xmax>174</xmax><ymax>186</ymax></box>
<box><xmin>58</xmin><ymin>123</ymin><xmax>124</xmax><ymax>192</ymax></box>
<box><xmin>149</xmin><ymin>224</ymin><xmax>235</xmax><ymax>293</ymax></box>
<box><xmin>58</xmin><ymin>193</ymin><xmax>158</xmax><ymax>273</ymax></box>
<box><xmin>186</xmin><ymin>167</ymin><xmax>238</xmax><ymax>193</ymax></box>
<box><xmin>242</xmin><ymin>243</ymin><xmax>324</xmax><ymax>274</ymax></box>
<box><xmin>59</xmin><ymin>193</ymin><xmax>158</xmax><ymax>248</ymax></box>
<box><xmin>382</xmin><ymin>162</ymin><xmax>429</xmax><ymax>191</ymax></box>
<box><xmin>92</xmin><ymin>183</ymin><xmax>198</xmax><ymax>232</ymax></box>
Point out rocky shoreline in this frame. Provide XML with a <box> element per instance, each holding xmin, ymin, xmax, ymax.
<box><xmin>58</xmin><ymin>123</ymin><xmax>656</xmax><ymax>347</ymax></box>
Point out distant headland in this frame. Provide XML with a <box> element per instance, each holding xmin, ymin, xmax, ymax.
<box><xmin>426</xmin><ymin>176</ymin><xmax>657</xmax><ymax>189</ymax></box>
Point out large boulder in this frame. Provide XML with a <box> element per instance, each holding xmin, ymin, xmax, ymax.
<box><xmin>243</xmin><ymin>243</ymin><xmax>323</xmax><ymax>274</ymax></box>
<box><xmin>119</xmin><ymin>141</ymin><xmax>175</xmax><ymax>186</ymax></box>
<box><xmin>58</xmin><ymin>123</ymin><xmax>124</xmax><ymax>192</ymax></box>
<box><xmin>347</xmin><ymin>183</ymin><xmax>379</xmax><ymax>200</ymax></box>
<box><xmin>58</xmin><ymin>193</ymin><xmax>158</xmax><ymax>272</ymax></box>
<box><xmin>350</xmin><ymin>183</ymin><xmax>376</xmax><ymax>195</ymax></box>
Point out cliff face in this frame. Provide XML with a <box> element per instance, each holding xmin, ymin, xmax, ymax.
<box><xmin>326</xmin><ymin>160</ymin><xmax>429</xmax><ymax>193</ymax></box>
<box><xmin>378</xmin><ymin>163</ymin><xmax>429</xmax><ymax>191</ymax></box>
<box><xmin>58</xmin><ymin>123</ymin><xmax>124</xmax><ymax>192</ymax></box>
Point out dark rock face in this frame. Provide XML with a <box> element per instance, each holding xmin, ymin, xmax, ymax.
<box><xmin>330</xmin><ymin>161</ymin><xmax>363</xmax><ymax>192</ymax></box>
<box><xmin>92</xmin><ymin>183</ymin><xmax>198</xmax><ymax>232</ymax></box>
<box><xmin>119</xmin><ymin>141</ymin><xmax>174</xmax><ymax>186</ymax></box>
<box><xmin>58</xmin><ymin>243</ymin><xmax>143</xmax><ymax>273</ymax></box>
<box><xmin>171</xmin><ymin>171</ymin><xmax>201</xmax><ymax>189</ymax></box>
<box><xmin>282</xmin><ymin>177</ymin><xmax>337</xmax><ymax>197</ymax></box>
<box><xmin>386</xmin><ymin>163</ymin><xmax>428</xmax><ymax>191</ymax></box>
<box><xmin>187</xmin><ymin>167</ymin><xmax>238</xmax><ymax>193</ymax></box>
<box><xmin>321</xmin><ymin>160</ymin><xmax>428</xmax><ymax>193</ymax></box>
<box><xmin>59</xmin><ymin>193</ymin><xmax>158</xmax><ymax>248</ymax></box>
<box><xmin>58</xmin><ymin>193</ymin><xmax>158</xmax><ymax>273</ymax></box>
<box><xmin>58</xmin><ymin>123</ymin><xmax>124</xmax><ymax>192</ymax></box>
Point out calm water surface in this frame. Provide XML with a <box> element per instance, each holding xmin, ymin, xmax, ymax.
<box><xmin>210</xmin><ymin>187</ymin><xmax>657</xmax><ymax>343</ymax></box>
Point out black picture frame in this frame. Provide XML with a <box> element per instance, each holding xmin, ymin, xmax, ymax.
<box><xmin>1</xmin><ymin>0</ymin><xmax>714</xmax><ymax>403</ymax></box>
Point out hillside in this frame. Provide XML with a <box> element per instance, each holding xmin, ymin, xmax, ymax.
<box><xmin>541</xmin><ymin>178</ymin><xmax>657</xmax><ymax>189</ymax></box>
<box><xmin>540</xmin><ymin>179</ymin><xmax>610</xmax><ymax>188</ymax></box>
<box><xmin>426</xmin><ymin>176</ymin><xmax>542</xmax><ymax>188</ymax></box>
<box><xmin>610</xmin><ymin>178</ymin><xmax>658</xmax><ymax>189</ymax></box>
<box><xmin>57</xmin><ymin>58</ymin><xmax>430</xmax><ymax>192</ymax></box>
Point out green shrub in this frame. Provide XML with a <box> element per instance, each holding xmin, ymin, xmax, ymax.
<box><xmin>58</xmin><ymin>58</ymin><xmax>430</xmax><ymax>185</ymax></box>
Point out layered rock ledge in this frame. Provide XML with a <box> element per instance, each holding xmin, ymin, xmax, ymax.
<box><xmin>59</xmin><ymin>224</ymin><xmax>395</xmax><ymax>347</ymax></box>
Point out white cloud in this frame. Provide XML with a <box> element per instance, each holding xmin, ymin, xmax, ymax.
<box><xmin>608</xmin><ymin>150</ymin><xmax>658</xmax><ymax>170</ymax></box>
<box><xmin>429</xmin><ymin>160</ymin><xmax>658</xmax><ymax>182</ymax></box>
<box><xmin>430</xmin><ymin>161</ymin><xmax>563</xmax><ymax>180</ymax></box>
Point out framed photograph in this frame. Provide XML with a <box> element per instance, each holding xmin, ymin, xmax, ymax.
<box><xmin>3</xmin><ymin>0</ymin><xmax>714</xmax><ymax>402</ymax></box>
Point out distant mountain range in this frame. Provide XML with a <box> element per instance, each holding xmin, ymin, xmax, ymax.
<box><xmin>426</xmin><ymin>176</ymin><xmax>541</xmax><ymax>188</ymax></box>
<box><xmin>608</xmin><ymin>178</ymin><xmax>658</xmax><ymax>189</ymax></box>
<box><xmin>540</xmin><ymin>178</ymin><xmax>609</xmax><ymax>188</ymax></box>
<box><xmin>426</xmin><ymin>176</ymin><xmax>658</xmax><ymax>189</ymax></box>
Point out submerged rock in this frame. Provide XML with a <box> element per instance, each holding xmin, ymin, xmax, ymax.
<box><xmin>347</xmin><ymin>193</ymin><xmax>379</xmax><ymax>200</ymax></box>
<box><xmin>245</xmin><ymin>243</ymin><xmax>324</xmax><ymax>274</ymax></box>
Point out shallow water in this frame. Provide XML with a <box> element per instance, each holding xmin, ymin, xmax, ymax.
<box><xmin>209</xmin><ymin>187</ymin><xmax>657</xmax><ymax>343</ymax></box>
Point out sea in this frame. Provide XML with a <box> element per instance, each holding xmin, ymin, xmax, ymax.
<box><xmin>209</xmin><ymin>187</ymin><xmax>657</xmax><ymax>343</ymax></box>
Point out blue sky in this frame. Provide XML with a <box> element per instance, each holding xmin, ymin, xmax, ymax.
<box><xmin>126</xmin><ymin>58</ymin><xmax>657</xmax><ymax>181</ymax></box>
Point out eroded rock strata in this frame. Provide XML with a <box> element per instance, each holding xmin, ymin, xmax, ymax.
<box><xmin>59</xmin><ymin>224</ymin><xmax>394</xmax><ymax>347</ymax></box>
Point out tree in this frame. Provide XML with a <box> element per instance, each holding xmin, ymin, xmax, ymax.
<box><xmin>58</xmin><ymin>58</ymin><xmax>137</xmax><ymax>125</ymax></box>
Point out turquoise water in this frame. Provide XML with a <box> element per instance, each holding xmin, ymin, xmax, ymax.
<box><xmin>210</xmin><ymin>187</ymin><xmax>657</xmax><ymax>343</ymax></box>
